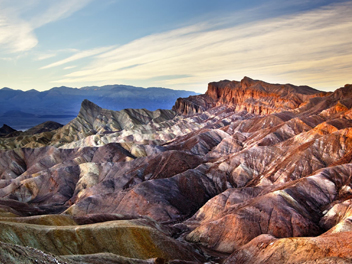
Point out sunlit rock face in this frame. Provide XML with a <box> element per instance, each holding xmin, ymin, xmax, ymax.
<box><xmin>1</xmin><ymin>77</ymin><xmax>352</xmax><ymax>263</ymax></box>
<box><xmin>224</xmin><ymin>231</ymin><xmax>352</xmax><ymax>264</ymax></box>
<box><xmin>173</xmin><ymin>77</ymin><xmax>327</xmax><ymax>115</ymax></box>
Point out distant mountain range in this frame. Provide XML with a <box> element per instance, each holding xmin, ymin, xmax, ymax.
<box><xmin>0</xmin><ymin>85</ymin><xmax>198</xmax><ymax>130</ymax></box>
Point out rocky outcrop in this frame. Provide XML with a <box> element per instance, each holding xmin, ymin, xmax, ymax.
<box><xmin>173</xmin><ymin>77</ymin><xmax>326</xmax><ymax>115</ymax></box>
<box><xmin>172</xmin><ymin>94</ymin><xmax>215</xmax><ymax>115</ymax></box>
<box><xmin>50</xmin><ymin>99</ymin><xmax>177</xmax><ymax>145</ymax></box>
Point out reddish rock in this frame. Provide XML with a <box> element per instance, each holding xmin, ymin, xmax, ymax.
<box><xmin>173</xmin><ymin>77</ymin><xmax>326</xmax><ymax>115</ymax></box>
<box><xmin>225</xmin><ymin>231</ymin><xmax>352</xmax><ymax>264</ymax></box>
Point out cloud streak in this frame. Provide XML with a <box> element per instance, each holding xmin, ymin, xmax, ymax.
<box><xmin>29</xmin><ymin>0</ymin><xmax>93</xmax><ymax>28</ymax></box>
<box><xmin>40</xmin><ymin>46</ymin><xmax>115</xmax><ymax>69</ymax></box>
<box><xmin>0</xmin><ymin>0</ymin><xmax>93</xmax><ymax>52</ymax></box>
<box><xmin>35</xmin><ymin>53</ymin><xmax>57</xmax><ymax>61</ymax></box>
<box><xmin>64</xmin><ymin>65</ymin><xmax>77</xmax><ymax>70</ymax></box>
<box><xmin>53</xmin><ymin>1</ymin><xmax>352</xmax><ymax>91</ymax></box>
<box><xmin>0</xmin><ymin>13</ymin><xmax>38</xmax><ymax>52</ymax></box>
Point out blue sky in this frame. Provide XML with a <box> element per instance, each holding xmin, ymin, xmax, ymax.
<box><xmin>0</xmin><ymin>0</ymin><xmax>351</xmax><ymax>93</ymax></box>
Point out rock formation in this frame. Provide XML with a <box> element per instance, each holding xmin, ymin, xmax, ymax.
<box><xmin>173</xmin><ymin>77</ymin><xmax>326</xmax><ymax>115</ymax></box>
<box><xmin>24</xmin><ymin>121</ymin><xmax>63</xmax><ymax>135</ymax></box>
<box><xmin>1</xmin><ymin>77</ymin><xmax>352</xmax><ymax>263</ymax></box>
<box><xmin>0</xmin><ymin>124</ymin><xmax>16</xmax><ymax>137</ymax></box>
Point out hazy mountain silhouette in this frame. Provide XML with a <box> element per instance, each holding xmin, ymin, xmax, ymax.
<box><xmin>0</xmin><ymin>84</ymin><xmax>197</xmax><ymax>130</ymax></box>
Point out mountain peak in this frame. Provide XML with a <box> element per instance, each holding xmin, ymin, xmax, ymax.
<box><xmin>0</xmin><ymin>124</ymin><xmax>17</xmax><ymax>137</ymax></box>
<box><xmin>77</xmin><ymin>99</ymin><xmax>103</xmax><ymax>126</ymax></box>
<box><xmin>81</xmin><ymin>99</ymin><xmax>102</xmax><ymax>111</ymax></box>
<box><xmin>240</xmin><ymin>76</ymin><xmax>255</xmax><ymax>88</ymax></box>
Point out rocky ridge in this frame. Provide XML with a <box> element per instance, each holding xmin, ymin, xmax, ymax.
<box><xmin>173</xmin><ymin>76</ymin><xmax>326</xmax><ymax>115</ymax></box>
<box><xmin>0</xmin><ymin>77</ymin><xmax>352</xmax><ymax>263</ymax></box>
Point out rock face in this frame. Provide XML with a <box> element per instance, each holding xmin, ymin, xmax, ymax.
<box><xmin>173</xmin><ymin>77</ymin><xmax>325</xmax><ymax>115</ymax></box>
<box><xmin>1</xmin><ymin>77</ymin><xmax>352</xmax><ymax>263</ymax></box>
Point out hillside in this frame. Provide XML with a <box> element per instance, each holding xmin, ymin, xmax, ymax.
<box><xmin>1</xmin><ymin>77</ymin><xmax>352</xmax><ymax>263</ymax></box>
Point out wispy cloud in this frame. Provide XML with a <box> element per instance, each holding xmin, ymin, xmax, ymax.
<box><xmin>0</xmin><ymin>13</ymin><xmax>38</xmax><ymax>52</ymax></box>
<box><xmin>0</xmin><ymin>0</ymin><xmax>93</xmax><ymax>52</ymax></box>
<box><xmin>40</xmin><ymin>46</ymin><xmax>115</xmax><ymax>69</ymax></box>
<box><xmin>53</xmin><ymin>1</ymin><xmax>352</xmax><ymax>91</ymax></box>
<box><xmin>29</xmin><ymin>0</ymin><xmax>93</xmax><ymax>28</ymax></box>
<box><xmin>1</xmin><ymin>57</ymin><xmax>15</xmax><ymax>62</ymax></box>
<box><xmin>35</xmin><ymin>53</ymin><xmax>57</xmax><ymax>61</ymax></box>
<box><xmin>64</xmin><ymin>65</ymin><xmax>77</xmax><ymax>70</ymax></box>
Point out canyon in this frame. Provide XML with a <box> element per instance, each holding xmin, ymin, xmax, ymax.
<box><xmin>1</xmin><ymin>76</ymin><xmax>352</xmax><ymax>263</ymax></box>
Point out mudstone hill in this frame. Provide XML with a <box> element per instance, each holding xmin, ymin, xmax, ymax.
<box><xmin>1</xmin><ymin>77</ymin><xmax>352</xmax><ymax>263</ymax></box>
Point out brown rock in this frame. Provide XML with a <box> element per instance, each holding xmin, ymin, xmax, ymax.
<box><xmin>225</xmin><ymin>232</ymin><xmax>352</xmax><ymax>264</ymax></box>
<box><xmin>0</xmin><ymin>218</ymin><xmax>203</xmax><ymax>262</ymax></box>
<box><xmin>173</xmin><ymin>77</ymin><xmax>325</xmax><ymax>115</ymax></box>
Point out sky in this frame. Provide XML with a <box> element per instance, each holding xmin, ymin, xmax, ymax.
<box><xmin>0</xmin><ymin>0</ymin><xmax>351</xmax><ymax>93</ymax></box>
